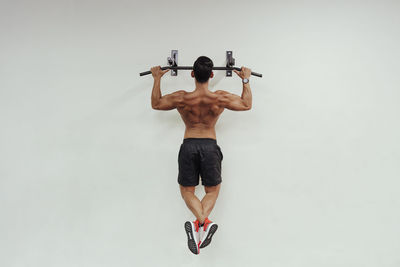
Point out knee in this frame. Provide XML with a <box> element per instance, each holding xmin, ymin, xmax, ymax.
<box><xmin>204</xmin><ymin>184</ymin><xmax>221</xmax><ymax>195</ymax></box>
<box><xmin>205</xmin><ymin>188</ymin><xmax>220</xmax><ymax>199</ymax></box>
<box><xmin>180</xmin><ymin>190</ymin><xmax>194</xmax><ymax>202</ymax></box>
<box><xmin>180</xmin><ymin>185</ymin><xmax>195</xmax><ymax>199</ymax></box>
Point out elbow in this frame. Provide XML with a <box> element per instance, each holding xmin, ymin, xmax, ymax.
<box><xmin>244</xmin><ymin>105</ymin><xmax>252</xmax><ymax>111</ymax></box>
<box><xmin>238</xmin><ymin>105</ymin><xmax>251</xmax><ymax>111</ymax></box>
<box><xmin>151</xmin><ymin>101</ymin><xmax>160</xmax><ymax>110</ymax></box>
<box><xmin>242</xmin><ymin>101</ymin><xmax>252</xmax><ymax>110</ymax></box>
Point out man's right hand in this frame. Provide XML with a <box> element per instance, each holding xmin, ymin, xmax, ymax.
<box><xmin>233</xmin><ymin>66</ymin><xmax>251</xmax><ymax>79</ymax></box>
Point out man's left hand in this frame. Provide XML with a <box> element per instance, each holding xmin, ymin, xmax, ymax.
<box><xmin>151</xmin><ymin>66</ymin><xmax>170</xmax><ymax>79</ymax></box>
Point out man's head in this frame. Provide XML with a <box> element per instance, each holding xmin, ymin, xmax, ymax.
<box><xmin>192</xmin><ymin>56</ymin><xmax>214</xmax><ymax>84</ymax></box>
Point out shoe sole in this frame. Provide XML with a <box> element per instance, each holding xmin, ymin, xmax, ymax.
<box><xmin>184</xmin><ymin>222</ymin><xmax>199</xmax><ymax>254</ymax></box>
<box><xmin>199</xmin><ymin>224</ymin><xmax>218</xmax><ymax>248</ymax></box>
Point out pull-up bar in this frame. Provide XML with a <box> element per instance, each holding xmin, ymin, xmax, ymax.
<box><xmin>140</xmin><ymin>66</ymin><xmax>262</xmax><ymax>77</ymax></box>
<box><xmin>139</xmin><ymin>50</ymin><xmax>263</xmax><ymax>78</ymax></box>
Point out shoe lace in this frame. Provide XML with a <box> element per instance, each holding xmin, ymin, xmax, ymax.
<box><xmin>203</xmin><ymin>218</ymin><xmax>212</xmax><ymax>231</ymax></box>
<box><xmin>193</xmin><ymin>220</ymin><xmax>200</xmax><ymax>232</ymax></box>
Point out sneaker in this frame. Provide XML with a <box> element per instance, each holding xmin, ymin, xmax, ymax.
<box><xmin>199</xmin><ymin>218</ymin><xmax>218</xmax><ymax>249</ymax></box>
<box><xmin>184</xmin><ymin>220</ymin><xmax>201</xmax><ymax>254</ymax></box>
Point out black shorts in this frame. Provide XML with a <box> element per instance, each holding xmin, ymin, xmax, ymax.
<box><xmin>178</xmin><ymin>138</ymin><xmax>223</xmax><ymax>187</ymax></box>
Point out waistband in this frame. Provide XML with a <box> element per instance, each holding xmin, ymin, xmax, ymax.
<box><xmin>183</xmin><ymin>138</ymin><xmax>217</xmax><ymax>144</ymax></box>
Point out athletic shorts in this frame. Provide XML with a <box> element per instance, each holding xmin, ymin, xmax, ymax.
<box><xmin>177</xmin><ymin>138</ymin><xmax>223</xmax><ymax>187</ymax></box>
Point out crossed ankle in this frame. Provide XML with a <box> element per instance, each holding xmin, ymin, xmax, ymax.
<box><xmin>196</xmin><ymin>217</ymin><xmax>210</xmax><ymax>227</ymax></box>
<box><xmin>195</xmin><ymin>218</ymin><xmax>206</xmax><ymax>225</ymax></box>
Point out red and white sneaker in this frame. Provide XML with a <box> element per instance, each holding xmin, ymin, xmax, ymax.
<box><xmin>184</xmin><ymin>220</ymin><xmax>201</xmax><ymax>254</ymax></box>
<box><xmin>199</xmin><ymin>218</ymin><xmax>218</xmax><ymax>249</ymax></box>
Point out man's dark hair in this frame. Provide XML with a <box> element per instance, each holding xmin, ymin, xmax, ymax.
<box><xmin>193</xmin><ymin>56</ymin><xmax>214</xmax><ymax>83</ymax></box>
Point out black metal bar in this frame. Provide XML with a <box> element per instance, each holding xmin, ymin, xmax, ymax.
<box><xmin>139</xmin><ymin>66</ymin><xmax>262</xmax><ymax>78</ymax></box>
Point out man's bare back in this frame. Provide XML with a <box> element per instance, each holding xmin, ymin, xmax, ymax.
<box><xmin>150</xmin><ymin>66</ymin><xmax>252</xmax><ymax>140</ymax></box>
<box><xmin>177</xmin><ymin>89</ymin><xmax>223</xmax><ymax>139</ymax></box>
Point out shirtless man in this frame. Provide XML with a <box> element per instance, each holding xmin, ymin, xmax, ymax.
<box><xmin>150</xmin><ymin>56</ymin><xmax>252</xmax><ymax>254</ymax></box>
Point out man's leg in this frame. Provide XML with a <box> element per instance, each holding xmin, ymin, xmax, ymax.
<box><xmin>180</xmin><ymin>184</ymin><xmax>221</xmax><ymax>222</ymax></box>
<box><xmin>180</xmin><ymin>185</ymin><xmax>206</xmax><ymax>223</ymax></box>
<box><xmin>201</xmin><ymin>184</ymin><xmax>221</xmax><ymax>219</ymax></box>
<box><xmin>197</xmin><ymin>184</ymin><xmax>220</xmax><ymax>249</ymax></box>
<box><xmin>180</xmin><ymin>185</ymin><xmax>203</xmax><ymax>255</ymax></box>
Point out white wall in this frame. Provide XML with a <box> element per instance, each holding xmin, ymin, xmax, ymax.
<box><xmin>1</xmin><ymin>0</ymin><xmax>400</xmax><ymax>266</ymax></box>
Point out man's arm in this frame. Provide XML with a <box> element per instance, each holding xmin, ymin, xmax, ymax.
<box><xmin>150</xmin><ymin>66</ymin><xmax>185</xmax><ymax>110</ymax></box>
<box><xmin>152</xmin><ymin>88</ymin><xmax>186</xmax><ymax>110</ymax></box>
<box><xmin>215</xmin><ymin>67</ymin><xmax>252</xmax><ymax>111</ymax></box>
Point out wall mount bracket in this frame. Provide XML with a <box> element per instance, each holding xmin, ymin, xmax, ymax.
<box><xmin>226</xmin><ymin>51</ymin><xmax>235</xmax><ymax>77</ymax></box>
<box><xmin>167</xmin><ymin>50</ymin><xmax>178</xmax><ymax>76</ymax></box>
